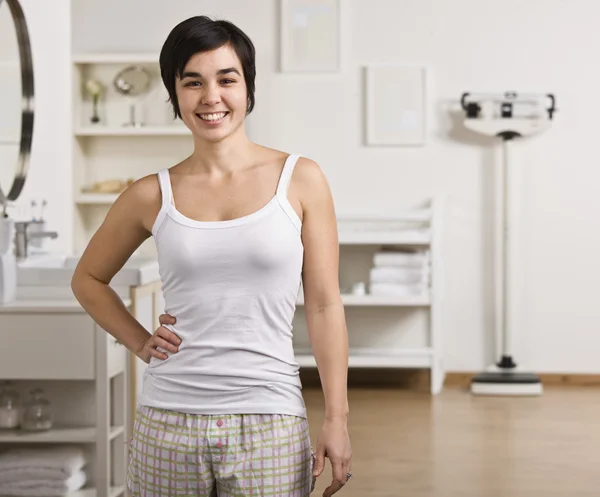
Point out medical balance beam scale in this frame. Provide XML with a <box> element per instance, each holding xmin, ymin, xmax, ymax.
<box><xmin>460</xmin><ymin>91</ymin><xmax>556</xmax><ymax>396</ymax></box>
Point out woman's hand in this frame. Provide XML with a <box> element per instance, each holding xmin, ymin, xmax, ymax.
<box><xmin>313</xmin><ymin>417</ymin><xmax>352</xmax><ymax>497</ymax></box>
<box><xmin>135</xmin><ymin>313</ymin><xmax>180</xmax><ymax>363</ymax></box>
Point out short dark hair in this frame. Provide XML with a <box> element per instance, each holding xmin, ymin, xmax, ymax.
<box><xmin>159</xmin><ymin>16</ymin><xmax>256</xmax><ymax>120</ymax></box>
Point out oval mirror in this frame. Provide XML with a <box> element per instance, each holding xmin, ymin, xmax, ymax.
<box><xmin>0</xmin><ymin>0</ymin><xmax>34</xmax><ymax>209</ymax></box>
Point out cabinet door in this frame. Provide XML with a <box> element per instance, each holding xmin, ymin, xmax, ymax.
<box><xmin>0</xmin><ymin>313</ymin><xmax>95</xmax><ymax>379</ymax></box>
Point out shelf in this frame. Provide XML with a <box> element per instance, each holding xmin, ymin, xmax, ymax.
<box><xmin>0</xmin><ymin>489</ymin><xmax>124</xmax><ymax>497</ymax></box>
<box><xmin>338</xmin><ymin>229</ymin><xmax>431</xmax><ymax>245</ymax></box>
<box><xmin>73</xmin><ymin>52</ymin><xmax>158</xmax><ymax>64</ymax></box>
<box><xmin>295</xmin><ymin>347</ymin><xmax>434</xmax><ymax>368</ymax></box>
<box><xmin>0</xmin><ymin>425</ymin><xmax>124</xmax><ymax>443</ymax></box>
<box><xmin>296</xmin><ymin>293</ymin><xmax>430</xmax><ymax>306</ymax></box>
<box><xmin>35</xmin><ymin>485</ymin><xmax>126</xmax><ymax>497</ymax></box>
<box><xmin>76</xmin><ymin>193</ymin><xmax>120</xmax><ymax>205</ymax></box>
<box><xmin>75</xmin><ymin>126</ymin><xmax>190</xmax><ymax>136</ymax></box>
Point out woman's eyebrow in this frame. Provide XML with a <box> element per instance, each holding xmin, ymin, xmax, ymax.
<box><xmin>181</xmin><ymin>68</ymin><xmax>241</xmax><ymax>79</ymax></box>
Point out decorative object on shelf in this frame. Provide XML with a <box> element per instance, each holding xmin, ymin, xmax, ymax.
<box><xmin>113</xmin><ymin>64</ymin><xmax>151</xmax><ymax>127</ymax></box>
<box><xmin>84</xmin><ymin>78</ymin><xmax>104</xmax><ymax>124</ymax></box>
<box><xmin>81</xmin><ymin>178</ymin><xmax>134</xmax><ymax>194</ymax></box>
<box><xmin>365</xmin><ymin>64</ymin><xmax>427</xmax><ymax>146</ymax></box>
<box><xmin>0</xmin><ymin>381</ymin><xmax>21</xmax><ymax>429</ymax></box>
<box><xmin>280</xmin><ymin>0</ymin><xmax>340</xmax><ymax>72</ymax></box>
<box><xmin>20</xmin><ymin>387</ymin><xmax>53</xmax><ymax>431</ymax></box>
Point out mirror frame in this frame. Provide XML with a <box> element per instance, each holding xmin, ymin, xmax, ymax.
<box><xmin>0</xmin><ymin>0</ymin><xmax>34</xmax><ymax>206</ymax></box>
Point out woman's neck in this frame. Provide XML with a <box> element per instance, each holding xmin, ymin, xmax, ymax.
<box><xmin>188</xmin><ymin>126</ymin><xmax>259</xmax><ymax>174</ymax></box>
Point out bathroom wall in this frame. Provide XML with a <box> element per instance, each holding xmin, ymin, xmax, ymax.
<box><xmin>53</xmin><ymin>0</ymin><xmax>600</xmax><ymax>373</ymax></box>
<box><xmin>10</xmin><ymin>0</ymin><xmax>72</xmax><ymax>249</ymax></box>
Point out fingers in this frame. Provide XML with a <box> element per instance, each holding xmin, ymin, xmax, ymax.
<box><xmin>148</xmin><ymin>324</ymin><xmax>181</xmax><ymax>361</ymax></box>
<box><xmin>149</xmin><ymin>346</ymin><xmax>168</xmax><ymax>361</ymax></box>
<box><xmin>158</xmin><ymin>313</ymin><xmax>177</xmax><ymax>326</ymax></box>
<box><xmin>313</xmin><ymin>445</ymin><xmax>325</xmax><ymax>478</ymax></box>
<box><xmin>152</xmin><ymin>334</ymin><xmax>179</xmax><ymax>354</ymax></box>
<box><xmin>323</xmin><ymin>459</ymin><xmax>346</xmax><ymax>497</ymax></box>
<box><xmin>155</xmin><ymin>326</ymin><xmax>181</xmax><ymax>350</ymax></box>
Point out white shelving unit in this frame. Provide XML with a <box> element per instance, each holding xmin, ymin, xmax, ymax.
<box><xmin>76</xmin><ymin>193</ymin><xmax>120</xmax><ymax>205</ymax></box>
<box><xmin>293</xmin><ymin>199</ymin><xmax>445</xmax><ymax>394</ymax></box>
<box><xmin>0</xmin><ymin>300</ymin><xmax>131</xmax><ymax>497</ymax></box>
<box><xmin>71</xmin><ymin>53</ymin><xmax>193</xmax><ymax>256</ymax></box>
<box><xmin>75</xmin><ymin>125</ymin><xmax>190</xmax><ymax>137</ymax></box>
<box><xmin>296</xmin><ymin>293</ymin><xmax>431</xmax><ymax>307</ymax></box>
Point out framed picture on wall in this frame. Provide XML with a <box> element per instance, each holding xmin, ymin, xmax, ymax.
<box><xmin>280</xmin><ymin>0</ymin><xmax>340</xmax><ymax>72</ymax></box>
<box><xmin>365</xmin><ymin>64</ymin><xmax>428</xmax><ymax>146</ymax></box>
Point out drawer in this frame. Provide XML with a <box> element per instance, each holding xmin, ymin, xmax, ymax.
<box><xmin>0</xmin><ymin>313</ymin><xmax>95</xmax><ymax>380</ymax></box>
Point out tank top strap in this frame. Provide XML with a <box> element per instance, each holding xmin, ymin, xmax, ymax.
<box><xmin>151</xmin><ymin>169</ymin><xmax>174</xmax><ymax>237</ymax></box>
<box><xmin>275</xmin><ymin>154</ymin><xmax>302</xmax><ymax>233</ymax></box>
<box><xmin>276</xmin><ymin>154</ymin><xmax>301</xmax><ymax>198</ymax></box>
<box><xmin>157</xmin><ymin>168</ymin><xmax>174</xmax><ymax>208</ymax></box>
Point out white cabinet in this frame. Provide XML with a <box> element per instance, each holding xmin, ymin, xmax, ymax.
<box><xmin>0</xmin><ymin>300</ymin><xmax>131</xmax><ymax>497</ymax></box>
<box><xmin>293</xmin><ymin>199</ymin><xmax>445</xmax><ymax>394</ymax></box>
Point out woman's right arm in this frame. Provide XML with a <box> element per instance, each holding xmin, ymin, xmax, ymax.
<box><xmin>71</xmin><ymin>175</ymin><xmax>178</xmax><ymax>363</ymax></box>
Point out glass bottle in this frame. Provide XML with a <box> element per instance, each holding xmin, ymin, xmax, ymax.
<box><xmin>0</xmin><ymin>381</ymin><xmax>21</xmax><ymax>429</ymax></box>
<box><xmin>21</xmin><ymin>388</ymin><xmax>53</xmax><ymax>431</ymax></box>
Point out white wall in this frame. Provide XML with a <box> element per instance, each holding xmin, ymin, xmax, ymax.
<box><xmin>6</xmin><ymin>0</ymin><xmax>72</xmax><ymax>250</ymax></box>
<box><xmin>66</xmin><ymin>0</ymin><xmax>600</xmax><ymax>373</ymax></box>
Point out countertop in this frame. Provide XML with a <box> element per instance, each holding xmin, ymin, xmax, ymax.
<box><xmin>0</xmin><ymin>297</ymin><xmax>132</xmax><ymax>313</ymax></box>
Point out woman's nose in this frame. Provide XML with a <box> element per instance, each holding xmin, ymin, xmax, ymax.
<box><xmin>201</xmin><ymin>84</ymin><xmax>221</xmax><ymax>106</ymax></box>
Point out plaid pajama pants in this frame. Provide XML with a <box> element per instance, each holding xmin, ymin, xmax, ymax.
<box><xmin>126</xmin><ymin>405</ymin><xmax>316</xmax><ymax>496</ymax></box>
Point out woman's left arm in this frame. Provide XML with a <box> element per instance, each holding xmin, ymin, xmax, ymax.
<box><xmin>293</xmin><ymin>158</ymin><xmax>352</xmax><ymax>497</ymax></box>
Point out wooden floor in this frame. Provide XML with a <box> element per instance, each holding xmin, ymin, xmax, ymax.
<box><xmin>303</xmin><ymin>386</ymin><xmax>600</xmax><ymax>497</ymax></box>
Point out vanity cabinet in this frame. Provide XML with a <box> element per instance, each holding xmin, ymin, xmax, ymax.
<box><xmin>0</xmin><ymin>278</ymin><xmax>162</xmax><ymax>497</ymax></box>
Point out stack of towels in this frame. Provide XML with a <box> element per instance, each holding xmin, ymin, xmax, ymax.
<box><xmin>0</xmin><ymin>446</ymin><xmax>87</xmax><ymax>496</ymax></box>
<box><xmin>369</xmin><ymin>249</ymin><xmax>430</xmax><ymax>297</ymax></box>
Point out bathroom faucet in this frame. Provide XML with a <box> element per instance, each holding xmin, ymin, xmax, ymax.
<box><xmin>14</xmin><ymin>220</ymin><xmax>58</xmax><ymax>260</ymax></box>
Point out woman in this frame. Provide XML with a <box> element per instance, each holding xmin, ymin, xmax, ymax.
<box><xmin>71</xmin><ymin>15</ymin><xmax>351</xmax><ymax>497</ymax></box>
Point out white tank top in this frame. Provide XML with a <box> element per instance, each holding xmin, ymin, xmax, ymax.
<box><xmin>138</xmin><ymin>154</ymin><xmax>307</xmax><ymax>418</ymax></box>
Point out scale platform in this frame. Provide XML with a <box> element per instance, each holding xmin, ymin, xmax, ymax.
<box><xmin>471</xmin><ymin>370</ymin><xmax>543</xmax><ymax>396</ymax></box>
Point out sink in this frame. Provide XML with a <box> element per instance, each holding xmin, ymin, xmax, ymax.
<box><xmin>17</xmin><ymin>253</ymin><xmax>160</xmax><ymax>287</ymax></box>
<box><xmin>17</xmin><ymin>254</ymin><xmax>78</xmax><ymax>269</ymax></box>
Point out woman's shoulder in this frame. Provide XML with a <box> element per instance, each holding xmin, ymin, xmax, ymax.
<box><xmin>259</xmin><ymin>146</ymin><xmax>321</xmax><ymax>176</ymax></box>
<box><xmin>121</xmin><ymin>173</ymin><xmax>162</xmax><ymax>203</ymax></box>
<box><xmin>289</xmin><ymin>155</ymin><xmax>326</xmax><ymax>189</ymax></box>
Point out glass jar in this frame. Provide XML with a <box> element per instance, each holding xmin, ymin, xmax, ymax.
<box><xmin>21</xmin><ymin>388</ymin><xmax>53</xmax><ymax>432</ymax></box>
<box><xmin>0</xmin><ymin>381</ymin><xmax>21</xmax><ymax>429</ymax></box>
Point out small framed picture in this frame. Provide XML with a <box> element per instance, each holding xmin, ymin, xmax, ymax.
<box><xmin>280</xmin><ymin>0</ymin><xmax>341</xmax><ymax>73</ymax></box>
<box><xmin>365</xmin><ymin>64</ymin><xmax>428</xmax><ymax>146</ymax></box>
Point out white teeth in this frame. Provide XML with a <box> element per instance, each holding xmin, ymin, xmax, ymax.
<box><xmin>199</xmin><ymin>112</ymin><xmax>227</xmax><ymax>121</ymax></box>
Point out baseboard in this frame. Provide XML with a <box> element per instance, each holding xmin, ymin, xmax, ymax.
<box><xmin>300</xmin><ymin>368</ymin><xmax>430</xmax><ymax>390</ymax></box>
<box><xmin>300</xmin><ymin>369</ymin><xmax>600</xmax><ymax>390</ymax></box>
<box><xmin>445</xmin><ymin>372</ymin><xmax>600</xmax><ymax>388</ymax></box>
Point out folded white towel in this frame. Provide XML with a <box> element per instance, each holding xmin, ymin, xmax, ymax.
<box><xmin>0</xmin><ymin>469</ymin><xmax>86</xmax><ymax>496</ymax></box>
<box><xmin>0</xmin><ymin>468</ymin><xmax>80</xmax><ymax>483</ymax></box>
<box><xmin>369</xmin><ymin>266</ymin><xmax>429</xmax><ymax>284</ymax></box>
<box><xmin>369</xmin><ymin>283</ymin><xmax>428</xmax><ymax>297</ymax></box>
<box><xmin>0</xmin><ymin>446</ymin><xmax>86</xmax><ymax>476</ymax></box>
<box><xmin>373</xmin><ymin>250</ymin><xmax>429</xmax><ymax>267</ymax></box>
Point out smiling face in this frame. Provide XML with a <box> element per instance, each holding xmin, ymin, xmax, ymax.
<box><xmin>175</xmin><ymin>43</ymin><xmax>248</xmax><ymax>143</ymax></box>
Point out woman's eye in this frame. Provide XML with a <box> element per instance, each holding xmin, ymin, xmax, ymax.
<box><xmin>221</xmin><ymin>79</ymin><xmax>235</xmax><ymax>85</ymax></box>
<box><xmin>185</xmin><ymin>81</ymin><xmax>201</xmax><ymax>87</ymax></box>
